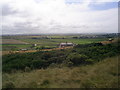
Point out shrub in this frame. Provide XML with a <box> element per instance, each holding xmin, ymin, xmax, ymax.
<box><xmin>31</xmin><ymin>60</ymin><xmax>47</xmax><ymax>69</ymax></box>
<box><xmin>62</xmin><ymin>60</ymin><xmax>73</xmax><ymax>67</ymax></box>
<box><xmin>67</xmin><ymin>53</ymin><xmax>88</xmax><ymax>65</ymax></box>
<box><xmin>85</xmin><ymin>59</ymin><xmax>95</xmax><ymax>64</ymax></box>
<box><xmin>41</xmin><ymin>53</ymin><xmax>52</xmax><ymax>60</ymax></box>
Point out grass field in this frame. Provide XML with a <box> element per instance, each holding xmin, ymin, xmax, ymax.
<box><xmin>19</xmin><ymin>38</ymin><xmax>107</xmax><ymax>44</ymax></box>
<box><xmin>19</xmin><ymin>38</ymin><xmax>107</xmax><ymax>46</ymax></box>
<box><xmin>2</xmin><ymin>35</ymin><xmax>108</xmax><ymax>51</ymax></box>
<box><xmin>1</xmin><ymin>39</ymin><xmax>29</xmax><ymax>44</ymax></box>
<box><xmin>2</xmin><ymin>44</ymin><xmax>32</xmax><ymax>51</ymax></box>
<box><xmin>2</xmin><ymin>56</ymin><xmax>119</xmax><ymax>88</ymax></box>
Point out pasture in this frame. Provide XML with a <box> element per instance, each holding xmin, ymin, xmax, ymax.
<box><xmin>1</xmin><ymin>39</ymin><xmax>29</xmax><ymax>44</ymax></box>
<box><xmin>19</xmin><ymin>38</ymin><xmax>107</xmax><ymax>44</ymax></box>
<box><xmin>1</xmin><ymin>35</ymin><xmax>109</xmax><ymax>51</ymax></box>
<box><xmin>2</xmin><ymin>44</ymin><xmax>32</xmax><ymax>51</ymax></box>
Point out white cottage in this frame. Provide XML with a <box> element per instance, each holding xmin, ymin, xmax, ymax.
<box><xmin>59</xmin><ymin>42</ymin><xmax>75</xmax><ymax>48</ymax></box>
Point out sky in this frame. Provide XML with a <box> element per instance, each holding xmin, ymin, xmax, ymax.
<box><xmin>1</xmin><ymin>0</ymin><xmax>119</xmax><ymax>34</ymax></box>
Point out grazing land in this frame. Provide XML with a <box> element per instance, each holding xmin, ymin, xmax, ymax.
<box><xmin>19</xmin><ymin>38</ymin><xmax>107</xmax><ymax>45</ymax></box>
<box><xmin>2</xmin><ymin>44</ymin><xmax>31</xmax><ymax>51</ymax></box>
<box><xmin>1</xmin><ymin>39</ymin><xmax>29</xmax><ymax>44</ymax></box>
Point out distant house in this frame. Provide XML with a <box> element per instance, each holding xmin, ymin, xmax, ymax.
<box><xmin>34</xmin><ymin>44</ymin><xmax>37</xmax><ymax>47</ymax></box>
<box><xmin>59</xmin><ymin>42</ymin><xmax>75</xmax><ymax>48</ymax></box>
<box><xmin>109</xmin><ymin>38</ymin><xmax>114</xmax><ymax>42</ymax></box>
<box><xmin>20</xmin><ymin>49</ymin><xmax>28</xmax><ymax>51</ymax></box>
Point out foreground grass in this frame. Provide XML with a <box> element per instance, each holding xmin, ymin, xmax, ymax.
<box><xmin>2</xmin><ymin>56</ymin><xmax>119</xmax><ymax>88</ymax></box>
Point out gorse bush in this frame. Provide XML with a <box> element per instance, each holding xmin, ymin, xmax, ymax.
<box><xmin>67</xmin><ymin>53</ymin><xmax>89</xmax><ymax>65</ymax></box>
<box><xmin>2</xmin><ymin>41</ymin><xmax>119</xmax><ymax>72</ymax></box>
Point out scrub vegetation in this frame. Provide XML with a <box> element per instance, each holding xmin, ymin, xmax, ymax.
<box><xmin>2</xmin><ymin>56</ymin><xmax>119</xmax><ymax>88</ymax></box>
<box><xmin>2</xmin><ymin>40</ymin><xmax>119</xmax><ymax>72</ymax></box>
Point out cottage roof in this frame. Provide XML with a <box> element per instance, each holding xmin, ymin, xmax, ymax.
<box><xmin>21</xmin><ymin>49</ymin><xmax>27</xmax><ymax>50</ymax></box>
<box><xmin>60</xmin><ymin>43</ymin><xmax>74</xmax><ymax>45</ymax></box>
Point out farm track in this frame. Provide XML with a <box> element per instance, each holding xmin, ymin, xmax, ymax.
<box><xmin>2</xmin><ymin>47</ymin><xmax>73</xmax><ymax>55</ymax></box>
<box><xmin>100</xmin><ymin>39</ymin><xmax>118</xmax><ymax>45</ymax></box>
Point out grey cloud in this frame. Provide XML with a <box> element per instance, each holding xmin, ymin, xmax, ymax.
<box><xmin>14</xmin><ymin>22</ymin><xmax>36</xmax><ymax>30</ymax></box>
<box><xmin>71</xmin><ymin>25</ymin><xmax>89</xmax><ymax>28</ymax></box>
<box><xmin>2</xmin><ymin>4</ymin><xmax>17</xmax><ymax>16</ymax></box>
<box><xmin>3</xmin><ymin>21</ymin><xmax>43</xmax><ymax>34</ymax></box>
<box><xmin>50</xmin><ymin>24</ymin><xmax>89</xmax><ymax>29</ymax></box>
<box><xmin>1</xmin><ymin>0</ymin><xmax>117</xmax><ymax>34</ymax></box>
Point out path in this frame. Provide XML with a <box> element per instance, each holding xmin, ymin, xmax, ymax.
<box><xmin>2</xmin><ymin>46</ymin><xmax>73</xmax><ymax>55</ymax></box>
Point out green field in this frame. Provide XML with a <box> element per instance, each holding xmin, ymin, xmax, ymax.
<box><xmin>2</xmin><ymin>44</ymin><xmax>32</xmax><ymax>51</ymax></box>
<box><xmin>2</xmin><ymin>35</ymin><xmax>108</xmax><ymax>51</ymax></box>
<box><xmin>18</xmin><ymin>38</ymin><xmax>107</xmax><ymax>47</ymax></box>
<box><xmin>19</xmin><ymin>38</ymin><xmax>107</xmax><ymax>44</ymax></box>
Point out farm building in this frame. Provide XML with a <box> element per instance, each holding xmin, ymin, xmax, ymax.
<box><xmin>34</xmin><ymin>44</ymin><xmax>37</xmax><ymax>47</ymax></box>
<box><xmin>20</xmin><ymin>49</ymin><xmax>28</xmax><ymax>51</ymax></box>
<box><xmin>59</xmin><ymin>42</ymin><xmax>75</xmax><ymax>48</ymax></box>
<box><xmin>108</xmin><ymin>38</ymin><xmax>114</xmax><ymax>42</ymax></box>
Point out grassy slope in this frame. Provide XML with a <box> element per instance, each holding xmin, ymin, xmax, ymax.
<box><xmin>3</xmin><ymin>56</ymin><xmax>119</xmax><ymax>88</ymax></box>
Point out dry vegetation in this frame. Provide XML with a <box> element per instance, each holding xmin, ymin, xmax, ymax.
<box><xmin>2</xmin><ymin>56</ymin><xmax>119</xmax><ymax>88</ymax></box>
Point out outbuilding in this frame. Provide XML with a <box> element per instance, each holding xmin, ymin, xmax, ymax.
<box><xmin>59</xmin><ymin>42</ymin><xmax>75</xmax><ymax>48</ymax></box>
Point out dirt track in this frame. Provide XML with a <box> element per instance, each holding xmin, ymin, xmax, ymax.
<box><xmin>2</xmin><ymin>46</ymin><xmax>73</xmax><ymax>55</ymax></box>
<box><xmin>100</xmin><ymin>38</ymin><xmax>118</xmax><ymax>45</ymax></box>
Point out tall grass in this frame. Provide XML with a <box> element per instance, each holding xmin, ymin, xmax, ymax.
<box><xmin>2</xmin><ymin>56</ymin><xmax>119</xmax><ymax>88</ymax></box>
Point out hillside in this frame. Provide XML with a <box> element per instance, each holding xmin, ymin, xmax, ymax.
<box><xmin>2</xmin><ymin>56</ymin><xmax>119</xmax><ymax>88</ymax></box>
<box><xmin>2</xmin><ymin>39</ymin><xmax>120</xmax><ymax>88</ymax></box>
<box><xmin>2</xmin><ymin>40</ymin><xmax>119</xmax><ymax>72</ymax></box>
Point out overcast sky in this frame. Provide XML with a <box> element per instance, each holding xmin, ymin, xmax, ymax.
<box><xmin>1</xmin><ymin>0</ymin><xmax>119</xmax><ymax>34</ymax></box>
